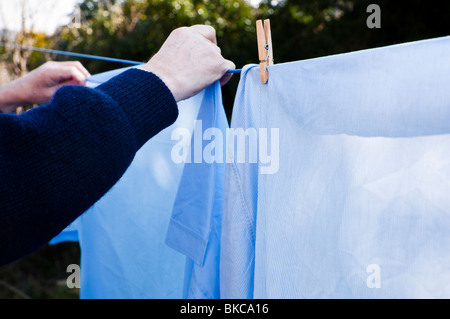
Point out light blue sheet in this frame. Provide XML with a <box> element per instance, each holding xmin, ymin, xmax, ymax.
<box><xmin>221</xmin><ymin>36</ymin><xmax>450</xmax><ymax>298</ymax></box>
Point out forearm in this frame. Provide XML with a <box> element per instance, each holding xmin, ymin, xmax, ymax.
<box><xmin>0</xmin><ymin>69</ymin><xmax>178</xmax><ymax>265</ymax></box>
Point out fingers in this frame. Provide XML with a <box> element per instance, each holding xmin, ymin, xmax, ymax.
<box><xmin>54</xmin><ymin>61</ymin><xmax>91</xmax><ymax>78</ymax></box>
<box><xmin>212</xmin><ymin>42</ymin><xmax>221</xmax><ymax>54</ymax></box>
<box><xmin>57</xmin><ymin>67</ymin><xmax>88</xmax><ymax>86</ymax></box>
<box><xmin>47</xmin><ymin>62</ymin><xmax>90</xmax><ymax>87</ymax></box>
<box><xmin>189</xmin><ymin>25</ymin><xmax>235</xmax><ymax>83</ymax></box>
<box><xmin>189</xmin><ymin>25</ymin><xmax>217</xmax><ymax>44</ymax></box>
<box><xmin>143</xmin><ymin>25</ymin><xmax>236</xmax><ymax>101</ymax></box>
<box><xmin>42</xmin><ymin>65</ymin><xmax>88</xmax><ymax>103</ymax></box>
<box><xmin>67</xmin><ymin>61</ymin><xmax>91</xmax><ymax>78</ymax></box>
<box><xmin>56</xmin><ymin>61</ymin><xmax>91</xmax><ymax>83</ymax></box>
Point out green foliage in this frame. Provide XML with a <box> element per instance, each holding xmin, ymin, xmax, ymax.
<box><xmin>0</xmin><ymin>31</ymin><xmax>53</xmax><ymax>77</ymax></box>
<box><xmin>260</xmin><ymin>0</ymin><xmax>450</xmax><ymax>62</ymax></box>
<box><xmin>0</xmin><ymin>243</ymin><xmax>80</xmax><ymax>299</ymax></box>
<box><xmin>56</xmin><ymin>0</ymin><xmax>257</xmax><ymax>72</ymax></box>
<box><xmin>28</xmin><ymin>33</ymin><xmax>54</xmax><ymax>70</ymax></box>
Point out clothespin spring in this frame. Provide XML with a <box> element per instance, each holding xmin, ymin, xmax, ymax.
<box><xmin>262</xmin><ymin>44</ymin><xmax>270</xmax><ymax>63</ymax></box>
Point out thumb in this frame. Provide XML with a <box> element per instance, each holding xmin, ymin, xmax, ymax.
<box><xmin>219</xmin><ymin>60</ymin><xmax>236</xmax><ymax>86</ymax></box>
<box><xmin>220</xmin><ymin>72</ymin><xmax>233</xmax><ymax>87</ymax></box>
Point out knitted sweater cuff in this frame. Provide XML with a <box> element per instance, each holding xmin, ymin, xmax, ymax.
<box><xmin>97</xmin><ymin>68</ymin><xmax>179</xmax><ymax>148</ymax></box>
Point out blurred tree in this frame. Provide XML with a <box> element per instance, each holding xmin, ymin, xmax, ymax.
<box><xmin>57</xmin><ymin>0</ymin><xmax>257</xmax><ymax>70</ymax></box>
<box><xmin>0</xmin><ymin>0</ymin><xmax>64</xmax><ymax>78</ymax></box>
<box><xmin>55</xmin><ymin>0</ymin><xmax>259</xmax><ymax>116</ymax></box>
<box><xmin>258</xmin><ymin>0</ymin><xmax>450</xmax><ymax>63</ymax></box>
<box><xmin>0</xmin><ymin>0</ymin><xmax>56</xmax><ymax>111</ymax></box>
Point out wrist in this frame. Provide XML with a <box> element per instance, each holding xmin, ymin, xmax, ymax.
<box><xmin>138</xmin><ymin>63</ymin><xmax>182</xmax><ymax>102</ymax></box>
<box><xmin>97</xmin><ymin>68</ymin><xmax>178</xmax><ymax>148</ymax></box>
<box><xmin>0</xmin><ymin>81</ymin><xmax>24</xmax><ymax>113</ymax></box>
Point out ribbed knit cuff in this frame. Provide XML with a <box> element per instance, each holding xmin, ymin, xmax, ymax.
<box><xmin>97</xmin><ymin>68</ymin><xmax>179</xmax><ymax>148</ymax></box>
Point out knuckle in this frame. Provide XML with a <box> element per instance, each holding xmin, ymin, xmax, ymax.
<box><xmin>203</xmin><ymin>25</ymin><xmax>217</xmax><ymax>39</ymax></box>
<box><xmin>43</xmin><ymin>61</ymin><xmax>54</xmax><ymax>68</ymax></box>
<box><xmin>171</xmin><ymin>26</ymin><xmax>189</xmax><ymax>37</ymax></box>
<box><xmin>206</xmin><ymin>25</ymin><xmax>216</xmax><ymax>35</ymax></box>
<box><xmin>69</xmin><ymin>66</ymin><xmax>81</xmax><ymax>78</ymax></box>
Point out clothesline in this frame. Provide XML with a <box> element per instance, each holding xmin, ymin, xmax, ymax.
<box><xmin>0</xmin><ymin>42</ymin><xmax>241</xmax><ymax>73</ymax></box>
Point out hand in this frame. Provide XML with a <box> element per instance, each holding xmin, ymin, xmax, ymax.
<box><xmin>0</xmin><ymin>61</ymin><xmax>90</xmax><ymax>113</ymax></box>
<box><xmin>140</xmin><ymin>25</ymin><xmax>236</xmax><ymax>102</ymax></box>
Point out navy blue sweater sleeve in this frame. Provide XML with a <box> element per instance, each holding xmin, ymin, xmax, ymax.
<box><xmin>0</xmin><ymin>68</ymin><xmax>178</xmax><ymax>265</ymax></box>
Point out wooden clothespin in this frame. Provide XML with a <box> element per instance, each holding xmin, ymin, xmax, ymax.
<box><xmin>256</xmin><ymin>19</ymin><xmax>273</xmax><ymax>84</ymax></box>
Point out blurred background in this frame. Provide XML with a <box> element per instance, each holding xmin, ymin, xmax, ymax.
<box><xmin>0</xmin><ymin>0</ymin><xmax>449</xmax><ymax>298</ymax></box>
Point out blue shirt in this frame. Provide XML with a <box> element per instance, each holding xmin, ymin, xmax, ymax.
<box><xmin>52</xmin><ymin>68</ymin><xmax>227</xmax><ymax>298</ymax></box>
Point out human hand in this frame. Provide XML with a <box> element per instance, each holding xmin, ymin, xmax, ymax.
<box><xmin>0</xmin><ymin>61</ymin><xmax>90</xmax><ymax>113</ymax></box>
<box><xmin>17</xmin><ymin>61</ymin><xmax>91</xmax><ymax>105</ymax></box>
<box><xmin>140</xmin><ymin>25</ymin><xmax>236</xmax><ymax>102</ymax></box>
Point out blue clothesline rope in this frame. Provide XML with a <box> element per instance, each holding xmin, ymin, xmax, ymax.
<box><xmin>0</xmin><ymin>42</ymin><xmax>241</xmax><ymax>74</ymax></box>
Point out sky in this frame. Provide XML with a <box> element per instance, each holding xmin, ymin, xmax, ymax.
<box><xmin>0</xmin><ymin>0</ymin><xmax>82</xmax><ymax>35</ymax></box>
<box><xmin>0</xmin><ymin>0</ymin><xmax>262</xmax><ymax>35</ymax></box>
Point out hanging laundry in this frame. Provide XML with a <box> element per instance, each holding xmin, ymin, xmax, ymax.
<box><xmin>221</xmin><ymin>36</ymin><xmax>450</xmax><ymax>298</ymax></box>
<box><xmin>165</xmin><ymin>79</ymin><xmax>228</xmax><ymax>298</ymax></box>
<box><xmin>51</xmin><ymin>68</ymin><xmax>227</xmax><ymax>298</ymax></box>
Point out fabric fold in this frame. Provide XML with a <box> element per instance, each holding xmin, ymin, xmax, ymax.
<box><xmin>165</xmin><ymin>81</ymin><xmax>228</xmax><ymax>298</ymax></box>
